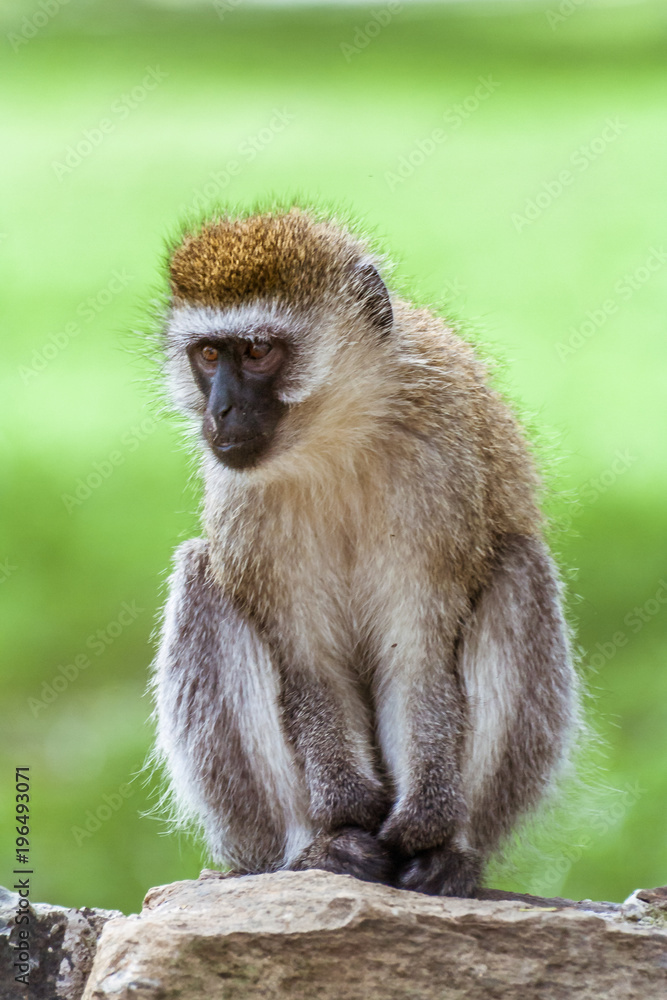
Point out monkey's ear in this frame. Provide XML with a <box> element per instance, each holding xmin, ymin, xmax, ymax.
<box><xmin>351</xmin><ymin>260</ymin><xmax>393</xmax><ymax>335</ymax></box>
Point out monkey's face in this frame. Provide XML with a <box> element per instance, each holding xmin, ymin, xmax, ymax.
<box><xmin>164</xmin><ymin>211</ymin><xmax>395</xmax><ymax>471</ymax></box>
<box><xmin>186</xmin><ymin>333</ymin><xmax>288</xmax><ymax>470</ymax></box>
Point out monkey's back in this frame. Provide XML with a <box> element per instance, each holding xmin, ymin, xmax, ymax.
<box><xmin>383</xmin><ymin>301</ymin><xmax>543</xmax><ymax>583</ymax></box>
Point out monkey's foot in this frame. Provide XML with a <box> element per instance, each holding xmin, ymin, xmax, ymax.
<box><xmin>395</xmin><ymin>845</ymin><xmax>481</xmax><ymax>898</ymax></box>
<box><xmin>292</xmin><ymin>827</ymin><xmax>395</xmax><ymax>885</ymax></box>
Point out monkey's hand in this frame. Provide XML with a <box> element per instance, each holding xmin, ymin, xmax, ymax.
<box><xmin>377</xmin><ymin>782</ymin><xmax>466</xmax><ymax>857</ymax></box>
<box><xmin>394</xmin><ymin>844</ymin><xmax>481</xmax><ymax>898</ymax></box>
<box><xmin>377</xmin><ymin>788</ymin><xmax>479</xmax><ymax>896</ymax></box>
<box><xmin>281</xmin><ymin>668</ymin><xmax>391</xmax><ymax>834</ymax></box>
<box><xmin>309</xmin><ymin>772</ymin><xmax>391</xmax><ymax>835</ymax></box>
<box><xmin>292</xmin><ymin>827</ymin><xmax>395</xmax><ymax>885</ymax></box>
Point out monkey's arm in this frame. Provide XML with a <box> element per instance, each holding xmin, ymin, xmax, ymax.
<box><xmin>278</xmin><ymin>663</ymin><xmax>395</xmax><ymax>884</ymax></box>
<box><xmin>375</xmin><ymin>533</ymin><xmax>575</xmax><ymax>897</ymax></box>
<box><xmin>280</xmin><ymin>663</ymin><xmax>391</xmax><ymax>833</ymax></box>
<box><xmin>372</xmin><ymin>582</ymin><xmax>475</xmax><ymax>895</ymax></box>
<box><xmin>153</xmin><ymin>538</ymin><xmax>312</xmax><ymax>873</ymax></box>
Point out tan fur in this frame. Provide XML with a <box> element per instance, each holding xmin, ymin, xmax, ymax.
<box><xmin>201</xmin><ymin>296</ymin><xmax>542</xmax><ymax>607</ymax></box>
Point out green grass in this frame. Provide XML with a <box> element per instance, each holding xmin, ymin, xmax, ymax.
<box><xmin>1</xmin><ymin>0</ymin><xmax>666</xmax><ymax>912</ymax></box>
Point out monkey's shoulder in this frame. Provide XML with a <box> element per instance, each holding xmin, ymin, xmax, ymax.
<box><xmin>170</xmin><ymin>537</ymin><xmax>213</xmax><ymax>588</ymax></box>
<box><xmin>393</xmin><ymin>299</ymin><xmax>482</xmax><ymax>359</ymax></box>
<box><xmin>391</xmin><ymin>301</ymin><xmax>495</xmax><ymax>405</ymax></box>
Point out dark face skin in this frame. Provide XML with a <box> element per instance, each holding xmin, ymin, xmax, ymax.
<box><xmin>187</xmin><ymin>336</ymin><xmax>288</xmax><ymax>470</ymax></box>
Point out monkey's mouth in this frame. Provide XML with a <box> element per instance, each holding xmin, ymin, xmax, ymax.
<box><xmin>216</xmin><ymin>435</ymin><xmax>263</xmax><ymax>452</ymax></box>
<box><xmin>208</xmin><ymin>433</ymin><xmax>269</xmax><ymax>470</ymax></box>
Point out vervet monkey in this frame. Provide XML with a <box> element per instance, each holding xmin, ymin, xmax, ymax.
<box><xmin>152</xmin><ymin>207</ymin><xmax>577</xmax><ymax>896</ymax></box>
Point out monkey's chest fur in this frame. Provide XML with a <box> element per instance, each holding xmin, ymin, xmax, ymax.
<box><xmin>204</xmin><ymin>462</ymin><xmax>459</xmax><ymax>688</ymax></box>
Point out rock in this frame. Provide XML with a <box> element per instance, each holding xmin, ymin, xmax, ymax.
<box><xmin>0</xmin><ymin>885</ymin><xmax>121</xmax><ymax>1000</ymax></box>
<box><xmin>81</xmin><ymin>870</ymin><xmax>667</xmax><ymax>1000</ymax></box>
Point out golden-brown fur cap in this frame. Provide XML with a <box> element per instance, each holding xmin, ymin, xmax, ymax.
<box><xmin>168</xmin><ymin>208</ymin><xmax>376</xmax><ymax>309</ymax></box>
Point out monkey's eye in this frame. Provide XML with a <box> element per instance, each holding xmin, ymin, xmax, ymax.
<box><xmin>246</xmin><ymin>342</ymin><xmax>272</xmax><ymax>360</ymax></box>
<box><xmin>200</xmin><ymin>345</ymin><xmax>218</xmax><ymax>363</ymax></box>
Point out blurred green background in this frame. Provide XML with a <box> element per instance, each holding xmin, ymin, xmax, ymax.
<box><xmin>1</xmin><ymin>0</ymin><xmax>666</xmax><ymax>914</ymax></box>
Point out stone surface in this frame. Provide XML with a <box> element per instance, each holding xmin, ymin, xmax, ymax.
<box><xmin>81</xmin><ymin>870</ymin><xmax>667</xmax><ymax>1000</ymax></box>
<box><xmin>0</xmin><ymin>885</ymin><xmax>121</xmax><ymax>1000</ymax></box>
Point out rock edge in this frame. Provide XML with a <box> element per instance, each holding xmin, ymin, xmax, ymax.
<box><xmin>3</xmin><ymin>874</ymin><xmax>666</xmax><ymax>1000</ymax></box>
<box><xmin>82</xmin><ymin>871</ymin><xmax>667</xmax><ymax>1000</ymax></box>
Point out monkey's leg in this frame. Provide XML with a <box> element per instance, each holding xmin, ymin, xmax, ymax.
<box><xmin>459</xmin><ymin>533</ymin><xmax>576</xmax><ymax>866</ymax></box>
<box><xmin>153</xmin><ymin>538</ymin><xmax>313</xmax><ymax>873</ymax></box>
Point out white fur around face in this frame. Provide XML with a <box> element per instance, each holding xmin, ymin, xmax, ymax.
<box><xmin>164</xmin><ymin>301</ymin><xmax>295</xmax><ymax>415</ymax></box>
<box><xmin>164</xmin><ymin>299</ymin><xmax>353</xmax><ymax>413</ymax></box>
<box><xmin>168</xmin><ymin>300</ymin><xmax>294</xmax><ymax>346</ymax></box>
